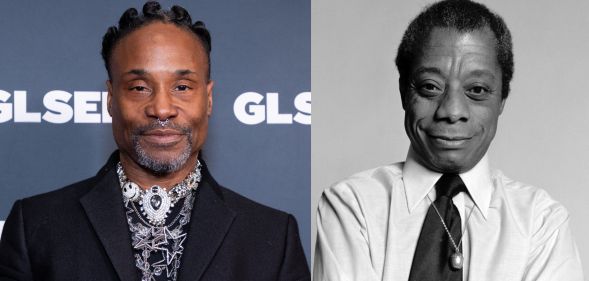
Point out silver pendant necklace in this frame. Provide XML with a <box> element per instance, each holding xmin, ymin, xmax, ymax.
<box><xmin>116</xmin><ymin>161</ymin><xmax>202</xmax><ymax>226</ymax></box>
<box><xmin>140</xmin><ymin>185</ymin><xmax>172</xmax><ymax>225</ymax></box>
<box><xmin>427</xmin><ymin>196</ymin><xmax>475</xmax><ymax>270</ymax></box>
<box><xmin>124</xmin><ymin>185</ymin><xmax>196</xmax><ymax>281</ymax></box>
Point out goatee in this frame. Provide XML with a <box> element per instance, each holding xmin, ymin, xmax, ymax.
<box><xmin>131</xmin><ymin>121</ymin><xmax>193</xmax><ymax>175</ymax></box>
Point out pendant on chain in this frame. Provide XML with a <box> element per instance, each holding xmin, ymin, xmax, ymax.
<box><xmin>450</xmin><ymin>252</ymin><xmax>464</xmax><ymax>269</ymax></box>
<box><xmin>122</xmin><ymin>182</ymin><xmax>141</xmax><ymax>201</ymax></box>
<box><xmin>139</xmin><ymin>185</ymin><xmax>172</xmax><ymax>225</ymax></box>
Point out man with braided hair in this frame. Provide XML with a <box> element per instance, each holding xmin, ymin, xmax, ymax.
<box><xmin>0</xmin><ymin>2</ymin><xmax>310</xmax><ymax>281</ymax></box>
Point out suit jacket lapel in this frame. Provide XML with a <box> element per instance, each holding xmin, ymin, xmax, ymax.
<box><xmin>80</xmin><ymin>159</ymin><xmax>139</xmax><ymax>281</ymax></box>
<box><xmin>177</xmin><ymin>166</ymin><xmax>236</xmax><ymax>281</ymax></box>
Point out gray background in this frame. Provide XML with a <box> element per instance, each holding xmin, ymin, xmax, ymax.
<box><xmin>0</xmin><ymin>0</ymin><xmax>310</xmax><ymax>261</ymax></box>
<box><xmin>312</xmin><ymin>0</ymin><xmax>589</xmax><ymax>274</ymax></box>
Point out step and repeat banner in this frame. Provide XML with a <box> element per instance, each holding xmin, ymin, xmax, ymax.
<box><xmin>0</xmin><ymin>0</ymin><xmax>310</xmax><ymax>260</ymax></box>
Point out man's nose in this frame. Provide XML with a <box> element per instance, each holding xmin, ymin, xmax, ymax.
<box><xmin>145</xmin><ymin>87</ymin><xmax>178</xmax><ymax>121</ymax></box>
<box><xmin>434</xmin><ymin>83</ymin><xmax>469</xmax><ymax>123</ymax></box>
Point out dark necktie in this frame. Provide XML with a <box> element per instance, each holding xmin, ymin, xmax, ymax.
<box><xmin>408</xmin><ymin>174</ymin><xmax>467</xmax><ymax>281</ymax></box>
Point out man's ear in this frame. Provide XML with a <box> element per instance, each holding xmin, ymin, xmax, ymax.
<box><xmin>106</xmin><ymin>80</ymin><xmax>113</xmax><ymax>116</ymax></box>
<box><xmin>206</xmin><ymin>80</ymin><xmax>214</xmax><ymax>116</ymax></box>
<box><xmin>399</xmin><ymin>78</ymin><xmax>407</xmax><ymax>110</ymax></box>
<box><xmin>499</xmin><ymin>97</ymin><xmax>506</xmax><ymax>115</ymax></box>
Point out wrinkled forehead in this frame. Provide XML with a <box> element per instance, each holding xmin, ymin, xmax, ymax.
<box><xmin>417</xmin><ymin>26</ymin><xmax>498</xmax><ymax>58</ymax></box>
<box><xmin>411</xmin><ymin>27</ymin><xmax>500</xmax><ymax>73</ymax></box>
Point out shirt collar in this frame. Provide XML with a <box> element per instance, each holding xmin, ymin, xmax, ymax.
<box><xmin>402</xmin><ymin>148</ymin><xmax>493</xmax><ymax>219</ymax></box>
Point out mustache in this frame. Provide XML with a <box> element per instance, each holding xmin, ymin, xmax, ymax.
<box><xmin>132</xmin><ymin>120</ymin><xmax>192</xmax><ymax>136</ymax></box>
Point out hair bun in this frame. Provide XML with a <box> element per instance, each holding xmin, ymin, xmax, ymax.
<box><xmin>119</xmin><ymin>8</ymin><xmax>138</xmax><ymax>28</ymax></box>
<box><xmin>192</xmin><ymin>21</ymin><xmax>211</xmax><ymax>52</ymax></box>
<box><xmin>193</xmin><ymin>20</ymin><xmax>206</xmax><ymax>28</ymax></box>
<box><xmin>107</xmin><ymin>26</ymin><xmax>118</xmax><ymax>36</ymax></box>
<box><xmin>171</xmin><ymin>5</ymin><xmax>192</xmax><ymax>25</ymax></box>
<box><xmin>143</xmin><ymin>1</ymin><xmax>162</xmax><ymax>16</ymax></box>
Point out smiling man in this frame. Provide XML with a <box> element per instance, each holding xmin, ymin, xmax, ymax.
<box><xmin>314</xmin><ymin>1</ymin><xmax>583</xmax><ymax>280</ymax></box>
<box><xmin>0</xmin><ymin>2</ymin><xmax>309</xmax><ymax>281</ymax></box>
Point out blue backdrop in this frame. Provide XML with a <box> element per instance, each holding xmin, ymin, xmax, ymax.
<box><xmin>0</xmin><ymin>0</ymin><xmax>310</xmax><ymax>261</ymax></box>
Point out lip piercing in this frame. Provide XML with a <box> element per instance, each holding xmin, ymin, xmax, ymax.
<box><xmin>157</xmin><ymin>118</ymin><xmax>170</xmax><ymax>127</ymax></box>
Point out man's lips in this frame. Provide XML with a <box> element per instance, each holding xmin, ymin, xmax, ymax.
<box><xmin>429</xmin><ymin>134</ymin><xmax>471</xmax><ymax>141</ymax></box>
<box><xmin>140</xmin><ymin>129</ymin><xmax>185</xmax><ymax>145</ymax></box>
<box><xmin>427</xmin><ymin>134</ymin><xmax>472</xmax><ymax>147</ymax></box>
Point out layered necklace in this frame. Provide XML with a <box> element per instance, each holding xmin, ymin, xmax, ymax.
<box><xmin>117</xmin><ymin>162</ymin><xmax>202</xmax><ymax>225</ymax></box>
<box><xmin>116</xmin><ymin>162</ymin><xmax>202</xmax><ymax>281</ymax></box>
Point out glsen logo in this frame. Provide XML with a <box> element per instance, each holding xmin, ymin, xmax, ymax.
<box><xmin>0</xmin><ymin>90</ymin><xmax>312</xmax><ymax>125</ymax></box>
<box><xmin>0</xmin><ymin>90</ymin><xmax>111</xmax><ymax>123</ymax></box>
<box><xmin>234</xmin><ymin>92</ymin><xmax>311</xmax><ymax>125</ymax></box>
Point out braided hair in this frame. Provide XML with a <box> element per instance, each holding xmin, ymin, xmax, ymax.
<box><xmin>101</xmin><ymin>1</ymin><xmax>211</xmax><ymax>79</ymax></box>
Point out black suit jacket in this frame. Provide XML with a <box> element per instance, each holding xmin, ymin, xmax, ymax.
<box><xmin>0</xmin><ymin>153</ymin><xmax>310</xmax><ymax>281</ymax></box>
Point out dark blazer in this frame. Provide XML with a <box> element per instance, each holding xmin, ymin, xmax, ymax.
<box><xmin>0</xmin><ymin>153</ymin><xmax>310</xmax><ymax>281</ymax></box>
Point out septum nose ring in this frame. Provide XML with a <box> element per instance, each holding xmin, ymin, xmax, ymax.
<box><xmin>157</xmin><ymin>118</ymin><xmax>170</xmax><ymax>127</ymax></box>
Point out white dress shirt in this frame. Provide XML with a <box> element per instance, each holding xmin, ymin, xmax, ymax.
<box><xmin>314</xmin><ymin>149</ymin><xmax>583</xmax><ymax>281</ymax></box>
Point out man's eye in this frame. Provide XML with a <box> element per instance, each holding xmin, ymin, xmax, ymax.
<box><xmin>175</xmin><ymin>85</ymin><xmax>191</xmax><ymax>91</ymax></box>
<box><xmin>417</xmin><ymin>82</ymin><xmax>443</xmax><ymax>96</ymax></box>
<box><xmin>466</xmin><ymin>86</ymin><xmax>490</xmax><ymax>98</ymax></box>
<box><xmin>423</xmin><ymin>84</ymin><xmax>437</xmax><ymax>91</ymax></box>
<box><xmin>130</xmin><ymin>86</ymin><xmax>148</xmax><ymax>92</ymax></box>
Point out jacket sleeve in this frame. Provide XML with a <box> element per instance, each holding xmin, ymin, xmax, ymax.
<box><xmin>277</xmin><ymin>214</ymin><xmax>310</xmax><ymax>281</ymax></box>
<box><xmin>0</xmin><ymin>200</ymin><xmax>34</xmax><ymax>281</ymax></box>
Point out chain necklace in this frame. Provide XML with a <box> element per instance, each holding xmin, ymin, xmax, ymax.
<box><xmin>116</xmin><ymin>161</ymin><xmax>202</xmax><ymax>226</ymax></box>
<box><xmin>426</xmin><ymin>195</ymin><xmax>475</xmax><ymax>270</ymax></box>
<box><xmin>125</xmin><ymin>192</ymin><xmax>195</xmax><ymax>281</ymax></box>
<box><xmin>117</xmin><ymin>162</ymin><xmax>202</xmax><ymax>281</ymax></box>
